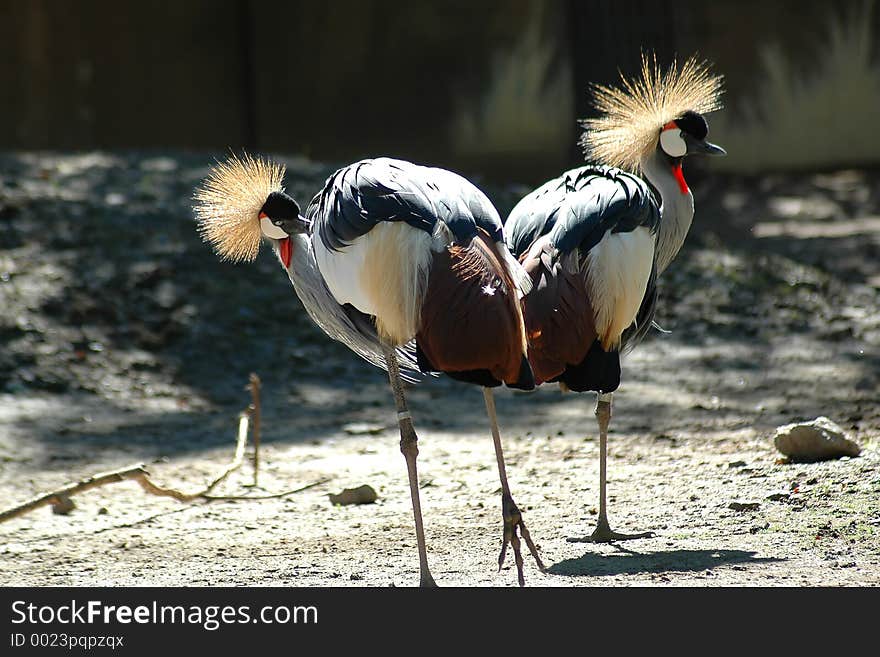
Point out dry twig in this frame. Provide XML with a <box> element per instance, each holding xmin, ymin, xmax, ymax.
<box><xmin>0</xmin><ymin>412</ymin><xmax>251</xmax><ymax>523</ymax></box>
<box><xmin>0</xmin><ymin>376</ymin><xmax>330</xmax><ymax>524</ymax></box>
<box><xmin>248</xmin><ymin>373</ymin><xmax>262</xmax><ymax>487</ymax></box>
<box><xmin>201</xmin><ymin>477</ymin><xmax>333</xmax><ymax>501</ymax></box>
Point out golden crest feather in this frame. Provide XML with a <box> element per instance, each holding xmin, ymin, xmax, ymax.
<box><xmin>193</xmin><ymin>153</ymin><xmax>286</xmax><ymax>263</ymax></box>
<box><xmin>580</xmin><ymin>53</ymin><xmax>724</xmax><ymax>172</ymax></box>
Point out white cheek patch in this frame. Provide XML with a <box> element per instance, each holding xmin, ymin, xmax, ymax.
<box><xmin>260</xmin><ymin>216</ymin><xmax>289</xmax><ymax>240</ymax></box>
<box><xmin>660</xmin><ymin>129</ymin><xmax>687</xmax><ymax>158</ymax></box>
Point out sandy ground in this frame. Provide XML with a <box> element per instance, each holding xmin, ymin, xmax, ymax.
<box><xmin>0</xmin><ymin>153</ymin><xmax>878</xmax><ymax>587</ymax></box>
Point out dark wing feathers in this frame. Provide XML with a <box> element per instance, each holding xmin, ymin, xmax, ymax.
<box><xmin>506</xmin><ymin>165</ymin><xmax>659</xmax><ymax>260</ymax></box>
<box><xmin>507</xmin><ymin>165</ymin><xmax>662</xmax><ymax>391</ymax></box>
<box><xmin>299</xmin><ymin>157</ymin><xmax>511</xmax><ymax>384</ymax></box>
<box><xmin>506</xmin><ymin>182</ymin><xmax>563</xmax><ymax>260</ymax></box>
<box><xmin>309</xmin><ymin>157</ymin><xmax>503</xmax><ymax>251</ymax></box>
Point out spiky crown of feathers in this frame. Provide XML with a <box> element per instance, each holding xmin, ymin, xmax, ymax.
<box><xmin>193</xmin><ymin>153</ymin><xmax>286</xmax><ymax>262</ymax></box>
<box><xmin>579</xmin><ymin>54</ymin><xmax>724</xmax><ymax>172</ymax></box>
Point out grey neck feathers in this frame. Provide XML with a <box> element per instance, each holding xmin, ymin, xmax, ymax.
<box><xmin>641</xmin><ymin>151</ymin><xmax>695</xmax><ymax>274</ymax></box>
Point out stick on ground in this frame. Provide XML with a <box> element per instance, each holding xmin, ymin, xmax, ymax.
<box><xmin>201</xmin><ymin>477</ymin><xmax>333</xmax><ymax>501</ymax></box>
<box><xmin>0</xmin><ymin>411</ymin><xmax>251</xmax><ymax>523</ymax></box>
<box><xmin>0</xmin><ymin>376</ymin><xmax>331</xmax><ymax>523</ymax></box>
<box><xmin>248</xmin><ymin>373</ymin><xmax>262</xmax><ymax>487</ymax></box>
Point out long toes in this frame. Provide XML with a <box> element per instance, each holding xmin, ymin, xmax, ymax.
<box><xmin>519</xmin><ymin>522</ymin><xmax>547</xmax><ymax>572</ymax></box>
<box><xmin>498</xmin><ymin>540</ymin><xmax>509</xmax><ymax>571</ymax></box>
<box><xmin>510</xmin><ymin>533</ymin><xmax>525</xmax><ymax>587</ymax></box>
<box><xmin>498</xmin><ymin>520</ymin><xmax>516</xmax><ymax>569</ymax></box>
<box><xmin>499</xmin><ymin>496</ymin><xmax>545</xmax><ymax>584</ymax></box>
<box><xmin>603</xmin><ymin>529</ymin><xmax>653</xmax><ymax>541</ymax></box>
<box><xmin>567</xmin><ymin>529</ymin><xmax>654</xmax><ymax>544</ymax></box>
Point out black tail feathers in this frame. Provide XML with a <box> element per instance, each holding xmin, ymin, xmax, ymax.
<box><xmin>553</xmin><ymin>339</ymin><xmax>620</xmax><ymax>393</ymax></box>
<box><xmin>508</xmin><ymin>354</ymin><xmax>535</xmax><ymax>391</ymax></box>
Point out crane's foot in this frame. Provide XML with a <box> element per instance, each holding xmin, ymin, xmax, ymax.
<box><xmin>566</xmin><ymin>516</ymin><xmax>654</xmax><ymax>544</ymax></box>
<box><xmin>498</xmin><ymin>493</ymin><xmax>546</xmax><ymax>586</ymax></box>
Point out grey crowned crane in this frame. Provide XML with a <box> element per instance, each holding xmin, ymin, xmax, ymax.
<box><xmin>194</xmin><ymin>156</ymin><xmax>543</xmax><ymax>586</ymax></box>
<box><xmin>505</xmin><ymin>55</ymin><xmax>725</xmax><ymax>542</ymax></box>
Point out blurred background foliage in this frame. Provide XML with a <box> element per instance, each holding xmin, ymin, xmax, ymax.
<box><xmin>2</xmin><ymin>0</ymin><xmax>879</xmax><ymax>183</ymax></box>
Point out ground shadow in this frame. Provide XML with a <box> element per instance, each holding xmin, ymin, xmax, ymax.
<box><xmin>2</xmin><ymin>154</ymin><xmax>879</xmax><ymax>467</ymax></box>
<box><xmin>549</xmin><ymin>546</ymin><xmax>784</xmax><ymax>577</ymax></box>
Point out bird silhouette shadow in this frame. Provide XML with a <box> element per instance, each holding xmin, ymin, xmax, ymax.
<box><xmin>548</xmin><ymin>545</ymin><xmax>782</xmax><ymax>578</ymax></box>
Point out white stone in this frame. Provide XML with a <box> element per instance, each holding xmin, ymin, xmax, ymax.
<box><xmin>773</xmin><ymin>416</ymin><xmax>861</xmax><ymax>462</ymax></box>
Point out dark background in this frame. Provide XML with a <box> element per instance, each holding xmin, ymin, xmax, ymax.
<box><xmin>3</xmin><ymin>0</ymin><xmax>879</xmax><ymax>182</ymax></box>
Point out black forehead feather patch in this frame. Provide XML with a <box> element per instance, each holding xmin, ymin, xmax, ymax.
<box><xmin>675</xmin><ymin>111</ymin><xmax>709</xmax><ymax>140</ymax></box>
<box><xmin>261</xmin><ymin>191</ymin><xmax>301</xmax><ymax>219</ymax></box>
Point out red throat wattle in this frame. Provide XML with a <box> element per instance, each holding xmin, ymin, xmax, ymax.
<box><xmin>671</xmin><ymin>163</ymin><xmax>689</xmax><ymax>195</ymax></box>
<box><xmin>280</xmin><ymin>237</ymin><xmax>292</xmax><ymax>268</ymax></box>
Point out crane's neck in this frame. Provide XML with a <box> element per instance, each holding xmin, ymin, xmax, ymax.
<box><xmin>273</xmin><ymin>230</ymin><xmax>400</xmax><ymax>375</ymax></box>
<box><xmin>283</xmin><ymin>232</ymin><xmax>317</xmax><ymax>286</ymax></box>
<box><xmin>279</xmin><ymin>232</ymin><xmax>341</xmax><ymax>332</ymax></box>
<box><xmin>641</xmin><ymin>151</ymin><xmax>695</xmax><ymax>274</ymax></box>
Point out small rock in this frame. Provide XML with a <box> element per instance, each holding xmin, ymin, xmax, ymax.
<box><xmin>729</xmin><ymin>502</ymin><xmax>761</xmax><ymax>512</ymax></box>
<box><xmin>51</xmin><ymin>495</ymin><xmax>75</xmax><ymax>515</ymax></box>
<box><xmin>329</xmin><ymin>484</ymin><xmax>378</xmax><ymax>506</ymax></box>
<box><xmin>97</xmin><ymin>506</ymin><xmax>109</xmax><ymax>515</ymax></box>
<box><xmin>728</xmin><ymin>460</ymin><xmax>747</xmax><ymax>469</ymax></box>
<box><xmin>774</xmin><ymin>417</ymin><xmax>861</xmax><ymax>462</ymax></box>
<box><xmin>766</xmin><ymin>492</ymin><xmax>790</xmax><ymax>502</ymax></box>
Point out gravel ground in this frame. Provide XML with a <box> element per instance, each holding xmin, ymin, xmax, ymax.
<box><xmin>0</xmin><ymin>153</ymin><xmax>878</xmax><ymax>586</ymax></box>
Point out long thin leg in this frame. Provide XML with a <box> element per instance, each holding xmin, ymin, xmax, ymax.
<box><xmin>568</xmin><ymin>392</ymin><xmax>654</xmax><ymax>543</ymax></box>
<box><xmin>384</xmin><ymin>347</ymin><xmax>437</xmax><ymax>587</ymax></box>
<box><xmin>483</xmin><ymin>387</ymin><xmax>545</xmax><ymax>586</ymax></box>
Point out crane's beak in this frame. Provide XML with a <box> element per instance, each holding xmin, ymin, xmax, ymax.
<box><xmin>684</xmin><ymin>133</ymin><xmax>726</xmax><ymax>156</ymax></box>
<box><xmin>288</xmin><ymin>214</ymin><xmax>312</xmax><ymax>233</ymax></box>
<box><xmin>697</xmin><ymin>140</ymin><xmax>726</xmax><ymax>156</ymax></box>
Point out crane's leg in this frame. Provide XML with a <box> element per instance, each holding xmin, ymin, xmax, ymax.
<box><xmin>569</xmin><ymin>392</ymin><xmax>654</xmax><ymax>543</ymax></box>
<box><xmin>384</xmin><ymin>347</ymin><xmax>437</xmax><ymax>587</ymax></box>
<box><xmin>483</xmin><ymin>387</ymin><xmax>545</xmax><ymax>586</ymax></box>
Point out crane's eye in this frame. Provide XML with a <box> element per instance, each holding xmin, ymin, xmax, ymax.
<box><xmin>260</xmin><ymin>215</ymin><xmax>289</xmax><ymax>239</ymax></box>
